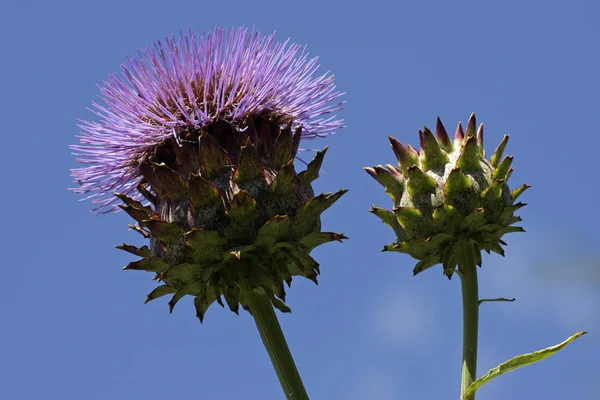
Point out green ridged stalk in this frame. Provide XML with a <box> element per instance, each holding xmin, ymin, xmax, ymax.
<box><xmin>244</xmin><ymin>283</ymin><xmax>309</xmax><ymax>400</ymax></box>
<box><xmin>459</xmin><ymin>241</ymin><xmax>479</xmax><ymax>400</ymax></box>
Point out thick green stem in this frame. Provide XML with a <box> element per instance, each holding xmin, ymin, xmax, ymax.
<box><xmin>244</xmin><ymin>284</ymin><xmax>309</xmax><ymax>400</ymax></box>
<box><xmin>459</xmin><ymin>241</ymin><xmax>479</xmax><ymax>400</ymax></box>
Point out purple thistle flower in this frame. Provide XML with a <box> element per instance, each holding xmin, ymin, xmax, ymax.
<box><xmin>71</xmin><ymin>27</ymin><xmax>344</xmax><ymax>212</ymax></box>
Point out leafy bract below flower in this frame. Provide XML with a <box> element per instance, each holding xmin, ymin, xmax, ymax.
<box><xmin>71</xmin><ymin>27</ymin><xmax>347</xmax><ymax>322</ymax></box>
<box><xmin>366</xmin><ymin>114</ymin><xmax>528</xmax><ymax>278</ymax></box>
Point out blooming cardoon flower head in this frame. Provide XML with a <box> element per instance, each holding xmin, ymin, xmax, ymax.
<box><xmin>365</xmin><ymin>114</ymin><xmax>528</xmax><ymax>278</ymax></box>
<box><xmin>71</xmin><ymin>27</ymin><xmax>347</xmax><ymax>321</ymax></box>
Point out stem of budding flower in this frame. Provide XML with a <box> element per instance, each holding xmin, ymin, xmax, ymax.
<box><xmin>459</xmin><ymin>241</ymin><xmax>479</xmax><ymax>400</ymax></box>
<box><xmin>243</xmin><ymin>284</ymin><xmax>309</xmax><ymax>400</ymax></box>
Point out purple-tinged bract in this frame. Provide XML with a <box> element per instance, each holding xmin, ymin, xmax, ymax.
<box><xmin>366</xmin><ymin>114</ymin><xmax>527</xmax><ymax>279</ymax></box>
<box><xmin>70</xmin><ymin>27</ymin><xmax>346</xmax><ymax>322</ymax></box>
<box><xmin>72</xmin><ymin>27</ymin><xmax>343</xmax><ymax>212</ymax></box>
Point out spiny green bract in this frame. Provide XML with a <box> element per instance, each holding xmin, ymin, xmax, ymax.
<box><xmin>117</xmin><ymin>117</ymin><xmax>346</xmax><ymax>322</ymax></box>
<box><xmin>365</xmin><ymin>113</ymin><xmax>528</xmax><ymax>278</ymax></box>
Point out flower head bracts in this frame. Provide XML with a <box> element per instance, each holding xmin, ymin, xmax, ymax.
<box><xmin>366</xmin><ymin>114</ymin><xmax>528</xmax><ymax>278</ymax></box>
<box><xmin>71</xmin><ymin>27</ymin><xmax>343</xmax><ymax>212</ymax></box>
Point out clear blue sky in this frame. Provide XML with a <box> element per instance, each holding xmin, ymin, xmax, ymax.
<box><xmin>1</xmin><ymin>0</ymin><xmax>599</xmax><ymax>399</ymax></box>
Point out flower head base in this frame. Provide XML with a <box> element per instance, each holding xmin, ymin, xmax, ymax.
<box><xmin>71</xmin><ymin>27</ymin><xmax>346</xmax><ymax>322</ymax></box>
<box><xmin>72</xmin><ymin>27</ymin><xmax>343</xmax><ymax>212</ymax></box>
<box><xmin>366</xmin><ymin>114</ymin><xmax>527</xmax><ymax>278</ymax></box>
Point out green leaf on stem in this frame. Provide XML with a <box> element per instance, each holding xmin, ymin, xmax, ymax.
<box><xmin>462</xmin><ymin>331</ymin><xmax>587</xmax><ymax>399</ymax></box>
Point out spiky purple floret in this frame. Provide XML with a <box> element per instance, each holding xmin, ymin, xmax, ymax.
<box><xmin>71</xmin><ymin>27</ymin><xmax>344</xmax><ymax>212</ymax></box>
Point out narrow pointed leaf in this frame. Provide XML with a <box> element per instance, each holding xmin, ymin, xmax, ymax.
<box><xmin>145</xmin><ymin>285</ymin><xmax>178</xmax><ymax>303</ymax></box>
<box><xmin>456</xmin><ymin>136</ymin><xmax>482</xmax><ymax>171</ymax></box>
<box><xmin>463</xmin><ymin>332</ymin><xmax>587</xmax><ymax>399</ymax></box>
<box><xmin>116</xmin><ymin>244</ymin><xmax>151</xmax><ymax>258</ymax></box>
<box><xmin>389</xmin><ymin>136</ymin><xmax>419</xmax><ymax>173</ymax></box>
<box><xmin>370</xmin><ymin>206</ymin><xmax>406</xmax><ymax>240</ymax></box>
<box><xmin>299</xmin><ymin>147</ymin><xmax>327</xmax><ymax>184</ymax></box>
<box><xmin>419</xmin><ymin>127</ymin><xmax>448</xmax><ymax>170</ymax></box>
<box><xmin>490</xmin><ymin>134</ymin><xmax>510</xmax><ymax>168</ymax></box>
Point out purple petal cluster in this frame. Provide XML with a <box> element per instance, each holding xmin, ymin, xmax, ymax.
<box><xmin>71</xmin><ymin>27</ymin><xmax>344</xmax><ymax>212</ymax></box>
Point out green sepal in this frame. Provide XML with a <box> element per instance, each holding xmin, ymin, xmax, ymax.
<box><xmin>223</xmin><ymin>285</ymin><xmax>240</xmax><ymax>314</ymax></box>
<box><xmin>445</xmin><ymin>168</ymin><xmax>477</xmax><ymax>214</ymax></box>
<box><xmin>114</xmin><ymin>192</ymin><xmax>153</xmax><ymax>214</ymax></box>
<box><xmin>283</xmin><ymin>250</ymin><xmax>319</xmax><ymax>282</ymax></box>
<box><xmin>442</xmin><ymin>244</ymin><xmax>458</xmax><ymax>278</ymax></box>
<box><xmin>270</xmin><ymin>161</ymin><xmax>296</xmax><ymax>196</ymax></box>
<box><xmin>253</xmin><ymin>216</ymin><xmax>292</xmax><ymax>247</ymax></box>
<box><xmin>406</xmin><ymin>166</ymin><xmax>436</xmax><ymax>198</ymax></box>
<box><xmin>479</xmin><ymin>233</ymin><xmax>506</xmax><ymax>256</ymax></box>
<box><xmin>194</xmin><ymin>287</ymin><xmax>218</xmax><ymax>323</ymax></box>
<box><xmin>115</xmin><ymin>243</ymin><xmax>151</xmax><ymax>258</ymax></box>
<box><xmin>188</xmin><ymin>174</ymin><xmax>223</xmax><ymax>211</ymax></box>
<box><xmin>144</xmin><ymin>285</ymin><xmax>178</xmax><ymax>303</ymax></box>
<box><xmin>269</xmin><ymin>123</ymin><xmax>294</xmax><ymax>169</ymax></box>
<box><xmin>300</xmin><ymin>231</ymin><xmax>347</xmax><ymax>251</ymax></box>
<box><xmin>299</xmin><ymin>147</ymin><xmax>327</xmax><ymax>185</ymax></box>
<box><xmin>498</xmin><ymin>202</ymin><xmax>527</xmax><ymax>224</ymax></box>
<box><xmin>139</xmin><ymin>162</ymin><xmax>187</xmax><ymax>201</ymax></box>
<box><xmin>144</xmin><ymin>218</ymin><xmax>186</xmax><ymax>242</ymax></box>
<box><xmin>505</xmin><ymin>168</ymin><xmax>514</xmax><ymax>181</ymax></box>
<box><xmin>493</xmin><ymin>155</ymin><xmax>514</xmax><ymax>180</ymax></box>
<box><xmin>370</xmin><ymin>205</ymin><xmax>407</xmax><ymax>240</ymax></box>
<box><xmin>490</xmin><ymin>134</ymin><xmax>510</xmax><ymax>168</ymax></box>
<box><xmin>123</xmin><ymin>257</ymin><xmax>170</xmax><ymax>273</ymax></box>
<box><xmin>387</xmin><ymin>232</ymin><xmax>451</xmax><ymax>260</ymax></box>
<box><xmin>456</xmin><ymin>136</ymin><xmax>482</xmax><ymax>171</ymax></box>
<box><xmin>290</xmin><ymin>190</ymin><xmax>347</xmax><ymax>238</ymax></box>
<box><xmin>413</xmin><ymin>251</ymin><xmax>443</xmax><ymax>275</ymax></box>
<box><xmin>364</xmin><ymin>165</ymin><xmax>405</xmax><ymax>206</ymax></box>
<box><xmin>394</xmin><ymin>207</ymin><xmax>434</xmax><ymax>238</ymax></box>
<box><xmin>419</xmin><ymin>127</ymin><xmax>449</xmax><ymax>171</ymax></box>
<box><xmin>474</xmin><ymin>244</ymin><xmax>483</xmax><ymax>266</ymax></box>
<box><xmin>198</xmin><ymin>132</ymin><xmax>230</xmax><ymax>178</ymax></box>
<box><xmin>162</xmin><ymin>262</ymin><xmax>204</xmax><ymax>290</ymax></box>
<box><xmin>186</xmin><ymin>229</ymin><xmax>226</xmax><ymax>264</ymax></box>
<box><xmin>127</xmin><ymin>224</ymin><xmax>150</xmax><ymax>238</ymax></box>
<box><xmin>389</xmin><ymin>136</ymin><xmax>420</xmax><ymax>173</ymax></box>
<box><xmin>271</xmin><ymin>296</ymin><xmax>292</xmax><ymax>313</ymax></box>
<box><xmin>168</xmin><ymin>281</ymin><xmax>206</xmax><ymax>313</ymax></box>
<box><xmin>511</xmin><ymin>184</ymin><xmax>530</xmax><ymax>202</ymax></box>
<box><xmin>236</xmin><ymin>140</ymin><xmax>263</xmax><ymax>183</ymax></box>
<box><xmin>481</xmin><ymin>181</ymin><xmax>506</xmax><ymax>221</ymax></box>
<box><xmin>432</xmin><ymin>204</ymin><xmax>463</xmax><ymax>235</ymax></box>
<box><xmin>118</xmin><ymin>204</ymin><xmax>151</xmax><ymax>223</ymax></box>
<box><xmin>461</xmin><ymin>208</ymin><xmax>486</xmax><ymax>232</ymax></box>
<box><xmin>224</xmin><ymin>190</ymin><xmax>260</xmax><ymax>244</ymax></box>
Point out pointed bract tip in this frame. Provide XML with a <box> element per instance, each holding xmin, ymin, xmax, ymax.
<box><xmin>436</xmin><ymin>117</ymin><xmax>451</xmax><ymax>145</ymax></box>
<box><xmin>407</xmin><ymin>144</ymin><xmax>419</xmax><ymax>155</ymax></box>
<box><xmin>418</xmin><ymin>129</ymin><xmax>425</xmax><ymax>150</ymax></box>
<box><xmin>477</xmin><ymin>123</ymin><xmax>484</xmax><ymax>147</ymax></box>
<box><xmin>454</xmin><ymin>122</ymin><xmax>465</xmax><ymax>142</ymax></box>
<box><xmin>364</xmin><ymin>167</ymin><xmax>377</xmax><ymax>178</ymax></box>
<box><xmin>466</xmin><ymin>113</ymin><xmax>477</xmax><ymax>137</ymax></box>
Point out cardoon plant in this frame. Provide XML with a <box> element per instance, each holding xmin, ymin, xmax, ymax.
<box><xmin>71</xmin><ymin>27</ymin><xmax>346</xmax><ymax>399</ymax></box>
<box><xmin>366</xmin><ymin>114</ymin><xmax>584</xmax><ymax>399</ymax></box>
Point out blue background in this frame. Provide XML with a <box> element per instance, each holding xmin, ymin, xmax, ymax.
<box><xmin>1</xmin><ymin>0</ymin><xmax>598</xmax><ymax>399</ymax></box>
